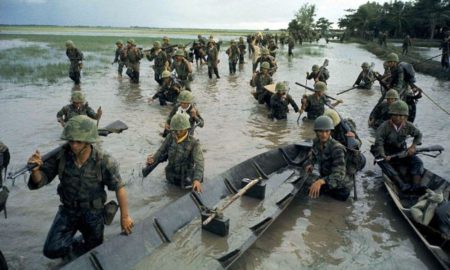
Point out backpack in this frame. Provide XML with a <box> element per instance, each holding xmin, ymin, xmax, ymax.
<box><xmin>399</xmin><ymin>62</ymin><xmax>416</xmax><ymax>84</ymax></box>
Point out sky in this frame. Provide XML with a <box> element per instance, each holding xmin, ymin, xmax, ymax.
<box><xmin>0</xmin><ymin>0</ymin><xmax>393</xmax><ymax>30</ymax></box>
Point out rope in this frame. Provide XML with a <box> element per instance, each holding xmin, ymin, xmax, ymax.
<box><xmin>421</xmin><ymin>90</ymin><xmax>450</xmax><ymax>116</ymax></box>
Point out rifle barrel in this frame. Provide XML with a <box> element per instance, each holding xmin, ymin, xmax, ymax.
<box><xmin>295</xmin><ymin>82</ymin><xmax>337</xmax><ymax>101</ymax></box>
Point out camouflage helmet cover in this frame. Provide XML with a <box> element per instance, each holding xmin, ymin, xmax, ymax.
<box><xmin>385</xmin><ymin>89</ymin><xmax>399</xmax><ymax>99</ymax></box>
<box><xmin>153</xmin><ymin>41</ymin><xmax>161</xmax><ymax>49</ymax></box>
<box><xmin>175</xmin><ymin>49</ymin><xmax>185</xmax><ymax>57</ymax></box>
<box><xmin>177</xmin><ymin>90</ymin><xmax>194</xmax><ymax>103</ymax></box>
<box><xmin>275</xmin><ymin>82</ymin><xmax>287</xmax><ymax>93</ymax></box>
<box><xmin>170</xmin><ymin>113</ymin><xmax>191</xmax><ymax>131</ymax></box>
<box><xmin>312</xmin><ymin>64</ymin><xmax>320</xmax><ymax>72</ymax></box>
<box><xmin>71</xmin><ymin>91</ymin><xmax>86</xmax><ymax>103</ymax></box>
<box><xmin>61</xmin><ymin>115</ymin><xmax>98</xmax><ymax>143</ymax></box>
<box><xmin>127</xmin><ymin>39</ymin><xmax>136</xmax><ymax>46</ymax></box>
<box><xmin>389</xmin><ymin>100</ymin><xmax>409</xmax><ymax>116</ymax></box>
<box><xmin>261</xmin><ymin>61</ymin><xmax>270</xmax><ymax>69</ymax></box>
<box><xmin>361</xmin><ymin>62</ymin><xmax>369</xmax><ymax>68</ymax></box>
<box><xmin>314</xmin><ymin>115</ymin><xmax>335</xmax><ymax>131</ymax></box>
<box><xmin>387</xmin><ymin>52</ymin><xmax>399</xmax><ymax>62</ymax></box>
<box><xmin>65</xmin><ymin>40</ymin><xmax>74</xmax><ymax>48</ymax></box>
<box><xmin>116</xmin><ymin>40</ymin><xmax>123</xmax><ymax>45</ymax></box>
<box><xmin>314</xmin><ymin>81</ymin><xmax>327</xmax><ymax>92</ymax></box>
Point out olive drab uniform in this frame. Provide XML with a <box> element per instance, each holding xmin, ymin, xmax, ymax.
<box><xmin>369</xmin><ymin>101</ymin><xmax>390</xmax><ymax>129</ymax></box>
<box><xmin>126</xmin><ymin>46</ymin><xmax>143</xmax><ymax>83</ymax></box>
<box><xmin>152</xmin><ymin>134</ymin><xmax>204</xmax><ymax>187</ymax></box>
<box><xmin>226</xmin><ymin>45</ymin><xmax>240</xmax><ymax>74</ymax></box>
<box><xmin>269</xmin><ymin>93</ymin><xmax>299</xmax><ymax>120</ymax></box>
<box><xmin>166</xmin><ymin>104</ymin><xmax>205</xmax><ymax>132</ymax></box>
<box><xmin>250</xmin><ymin>72</ymin><xmax>273</xmax><ymax>105</ymax></box>
<box><xmin>113</xmin><ymin>46</ymin><xmax>127</xmax><ymax>76</ymax></box>
<box><xmin>66</xmin><ymin>47</ymin><xmax>83</xmax><ymax>85</ymax></box>
<box><xmin>147</xmin><ymin>50</ymin><xmax>169</xmax><ymax>85</ymax></box>
<box><xmin>253</xmin><ymin>55</ymin><xmax>277</xmax><ymax>75</ymax></box>
<box><xmin>57</xmin><ymin>103</ymin><xmax>99</xmax><ymax>123</ymax></box>
<box><xmin>354</xmin><ymin>70</ymin><xmax>375</xmax><ymax>89</ymax></box>
<box><xmin>306</xmin><ymin>68</ymin><xmax>329</xmax><ymax>84</ymax></box>
<box><xmin>306</xmin><ymin>138</ymin><xmax>351</xmax><ymax>201</ymax></box>
<box><xmin>27</xmin><ymin>145</ymin><xmax>124</xmax><ymax>259</ymax></box>
<box><xmin>153</xmin><ymin>78</ymin><xmax>181</xmax><ymax>106</ymax></box>
<box><xmin>303</xmin><ymin>95</ymin><xmax>329</xmax><ymax>120</ymax></box>
<box><xmin>207</xmin><ymin>45</ymin><xmax>220</xmax><ymax>78</ymax></box>
<box><xmin>171</xmin><ymin>59</ymin><xmax>191</xmax><ymax>90</ymax></box>
<box><xmin>238</xmin><ymin>40</ymin><xmax>246</xmax><ymax>64</ymax></box>
<box><xmin>287</xmin><ymin>37</ymin><xmax>295</xmax><ymax>56</ymax></box>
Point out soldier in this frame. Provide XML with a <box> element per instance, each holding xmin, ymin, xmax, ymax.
<box><xmin>268</xmin><ymin>39</ymin><xmax>278</xmax><ymax>58</ymax></box>
<box><xmin>274</xmin><ymin>33</ymin><xmax>278</xmax><ymax>44</ymax></box>
<box><xmin>250</xmin><ymin>61</ymin><xmax>273</xmax><ymax>106</ymax></box>
<box><xmin>162</xmin><ymin>90</ymin><xmax>204</xmax><ymax>137</ymax></box>
<box><xmin>372</xmin><ymin>100</ymin><xmax>424</xmax><ymax>192</ymax></box>
<box><xmin>402</xmin><ymin>35</ymin><xmax>412</xmax><ymax>55</ymax></box>
<box><xmin>226</xmin><ymin>40</ymin><xmax>240</xmax><ymax>75</ymax></box>
<box><xmin>149</xmin><ymin>70</ymin><xmax>181</xmax><ymax>106</ymax></box>
<box><xmin>253</xmin><ymin>48</ymin><xmax>277</xmax><ymax>75</ymax></box>
<box><xmin>353</xmin><ymin>62</ymin><xmax>375</xmax><ymax>89</ymax></box>
<box><xmin>306</xmin><ymin>64</ymin><xmax>329</xmax><ymax>84</ymax></box>
<box><xmin>171</xmin><ymin>50</ymin><xmax>192</xmax><ymax>90</ymax></box>
<box><xmin>368</xmin><ymin>89</ymin><xmax>399</xmax><ymax>129</ymax></box>
<box><xmin>237</xmin><ymin>37</ymin><xmax>246</xmax><ymax>64</ymax></box>
<box><xmin>287</xmin><ymin>36</ymin><xmax>295</xmax><ymax>56</ymax></box>
<box><xmin>125</xmin><ymin>39</ymin><xmax>143</xmax><ymax>84</ymax></box>
<box><xmin>112</xmin><ymin>40</ymin><xmax>126</xmax><ymax>77</ymax></box>
<box><xmin>206</xmin><ymin>40</ymin><xmax>220</xmax><ymax>79</ymax></box>
<box><xmin>147</xmin><ymin>113</ymin><xmax>204</xmax><ymax>192</ymax></box>
<box><xmin>439</xmin><ymin>36</ymin><xmax>449</xmax><ymax>70</ymax></box>
<box><xmin>65</xmin><ymin>40</ymin><xmax>83</xmax><ymax>85</ymax></box>
<box><xmin>304</xmin><ymin>116</ymin><xmax>351</xmax><ymax>201</ymax></box>
<box><xmin>269</xmin><ymin>82</ymin><xmax>299</xmax><ymax>120</ymax></box>
<box><xmin>145</xmin><ymin>41</ymin><xmax>169</xmax><ymax>86</ymax></box>
<box><xmin>57</xmin><ymin>91</ymin><xmax>102</xmax><ymax>127</ymax></box>
<box><xmin>299</xmin><ymin>82</ymin><xmax>342</xmax><ymax>120</ymax></box>
<box><xmin>27</xmin><ymin>115</ymin><xmax>134</xmax><ymax>260</ymax></box>
<box><xmin>0</xmin><ymin>141</ymin><xmax>10</xmax><ymax>187</ymax></box>
<box><xmin>162</xmin><ymin>36</ymin><xmax>175</xmax><ymax>59</ymax></box>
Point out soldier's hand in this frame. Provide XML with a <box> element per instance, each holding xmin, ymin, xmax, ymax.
<box><xmin>368</xmin><ymin>119</ymin><xmax>374</xmax><ymax>128</ymax></box>
<box><xmin>121</xmin><ymin>215</ymin><xmax>134</xmax><ymax>235</ymax></box>
<box><xmin>146</xmin><ymin>155</ymin><xmax>155</xmax><ymax>165</ymax></box>
<box><xmin>147</xmin><ymin>98</ymin><xmax>154</xmax><ymax>104</ymax></box>
<box><xmin>384</xmin><ymin>155</ymin><xmax>392</xmax><ymax>161</ymax></box>
<box><xmin>164</xmin><ymin>123</ymin><xmax>170</xmax><ymax>130</ymax></box>
<box><xmin>192</xmin><ymin>180</ymin><xmax>203</xmax><ymax>193</ymax></box>
<box><xmin>407</xmin><ymin>145</ymin><xmax>416</xmax><ymax>156</ymax></box>
<box><xmin>190</xmin><ymin>108</ymin><xmax>197</xmax><ymax>118</ymax></box>
<box><xmin>345</xmin><ymin>131</ymin><xmax>355</xmax><ymax>138</ymax></box>
<box><xmin>309</xmin><ymin>179</ymin><xmax>325</xmax><ymax>199</ymax></box>
<box><xmin>96</xmin><ymin>106</ymin><xmax>102</xmax><ymax>119</ymax></box>
<box><xmin>28</xmin><ymin>150</ymin><xmax>43</xmax><ymax>172</ymax></box>
<box><xmin>305</xmin><ymin>164</ymin><xmax>313</xmax><ymax>174</ymax></box>
<box><xmin>306</xmin><ymin>72</ymin><xmax>309</xmax><ymax>78</ymax></box>
<box><xmin>337</xmin><ymin>99</ymin><xmax>343</xmax><ymax>104</ymax></box>
<box><xmin>58</xmin><ymin>119</ymin><xmax>65</xmax><ymax>127</ymax></box>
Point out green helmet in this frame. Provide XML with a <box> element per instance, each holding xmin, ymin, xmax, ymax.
<box><xmin>275</xmin><ymin>82</ymin><xmax>287</xmax><ymax>93</ymax></box>
<box><xmin>312</xmin><ymin>65</ymin><xmax>319</xmax><ymax>72</ymax></box>
<box><xmin>175</xmin><ymin>49</ymin><xmax>185</xmax><ymax>57</ymax></box>
<box><xmin>314</xmin><ymin>115</ymin><xmax>334</xmax><ymax>131</ymax></box>
<box><xmin>61</xmin><ymin>115</ymin><xmax>98</xmax><ymax>143</ymax></box>
<box><xmin>389</xmin><ymin>100</ymin><xmax>409</xmax><ymax>116</ymax></box>
<box><xmin>65</xmin><ymin>40</ymin><xmax>74</xmax><ymax>48</ymax></box>
<box><xmin>387</xmin><ymin>52</ymin><xmax>399</xmax><ymax>62</ymax></box>
<box><xmin>177</xmin><ymin>90</ymin><xmax>194</xmax><ymax>103</ymax></box>
<box><xmin>116</xmin><ymin>40</ymin><xmax>123</xmax><ymax>45</ymax></box>
<box><xmin>162</xmin><ymin>70</ymin><xmax>171</xmax><ymax>78</ymax></box>
<box><xmin>239</xmin><ymin>37</ymin><xmax>244</xmax><ymax>41</ymax></box>
<box><xmin>170</xmin><ymin>113</ymin><xmax>191</xmax><ymax>131</ymax></box>
<box><xmin>153</xmin><ymin>41</ymin><xmax>161</xmax><ymax>49</ymax></box>
<box><xmin>361</xmin><ymin>62</ymin><xmax>369</xmax><ymax>68</ymax></box>
<box><xmin>323</xmin><ymin>109</ymin><xmax>341</xmax><ymax>127</ymax></box>
<box><xmin>127</xmin><ymin>39</ymin><xmax>136</xmax><ymax>46</ymax></box>
<box><xmin>314</xmin><ymin>81</ymin><xmax>327</xmax><ymax>92</ymax></box>
<box><xmin>71</xmin><ymin>91</ymin><xmax>85</xmax><ymax>103</ymax></box>
<box><xmin>385</xmin><ymin>89</ymin><xmax>399</xmax><ymax>99</ymax></box>
<box><xmin>262</xmin><ymin>48</ymin><xmax>270</xmax><ymax>55</ymax></box>
<box><xmin>163</xmin><ymin>36</ymin><xmax>169</xmax><ymax>41</ymax></box>
<box><xmin>230</xmin><ymin>39</ymin><xmax>236</xmax><ymax>44</ymax></box>
<box><xmin>261</xmin><ymin>61</ymin><xmax>270</xmax><ymax>69</ymax></box>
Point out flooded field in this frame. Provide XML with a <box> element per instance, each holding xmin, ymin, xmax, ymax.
<box><xmin>0</xmin><ymin>32</ymin><xmax>449</xmax><ymax>270</ymax></box>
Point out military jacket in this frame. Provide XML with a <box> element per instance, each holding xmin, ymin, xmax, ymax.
<box><xmin>369</xmin><ymin>101</ymin><xmax>390</xmax><ymax>129</ymax></box>
<box><xmin>304</xmin><ymin>95</ymin><xmax>328</xmax><ymax>120</ymax></box>
<box><xmin>166</xmin><ymin>104</ymin><xmax>204</xmax><ymax>129</ymax></box>
<box><xmin>374</xmin><ymin>120</ymin><xmax>422</xmax><ymax>157</ymax></box>
<box><xmin>154</xmin><ymin>79</ymin><xmax>181</xmax><ymax>102</ymax></box>
<box><xmin>114</xmin><ymin>47</ymin><xmax>127</xmax><ymax>63</ymax></box>
<box><xmin>127</xmin><ymin>47</ymin><xmax>143</xmax><ymax>64</ymax></box>
<box><xmin>207</xmin><ymin>47</ymin><xmax>219</xmax><ymax>66</ymax></box>
<box><xmin>307</xmin><ymin>138</ymin><xmax>350</xmax><ymax>190</ymax></box>
<box><xmin>250</xmin><ymin>72</ymin><xmax>273</xmax><ymax>93</ymax></box>
<box><xmin>354</xmin><ymin>70</ymin><xmax>375</xmax><ymax>89</ymax></box>
<box><xmin>57</xmin><ymin>103</ymin><xmax>98</xmax><ymax>122</ymax></box>
<box><xmin>306</xmin><ymin>68</ymin><xmax>329</xmax><ymax>83</ymax></box>
<box><xmin>153</xmin><ymin>135</ymin><xmax>204</xmax><ymax>182</ymax></box>
<box><xmin>254</xmin><ymin>55</ymin><xmax>277</xmax><ymax>73</ymax></box>
<box><xmin>66</xmin><ymin>48</ymin><xmax>83</xmax><ymax>63</ymax></box>
<box><xmin>388</xmin><ymin>65</ymin><xmax>406</xmax><ymax>94</ymax></box>
<box><xmin>270</xmin><ymin>93</ymin><xmax>299</xmax><ymax>119</ymax></box>
<box><xmin>171</xmin><ymin>60</ymin><xmax>190</xmax><ymax>80</ymax></box>
<box><xmin>238</xmin><ymin>42</ymin><xmax>246</xmax><ymax>54</ymax></box>
<box><xmin>147</xmin><ymin>50</ymin><xmax>169</xmax><ymax>72</ymax></box>
<box><xmin>226</xmin><ymin>46</ymin><xmax>240</xmax><ymax>62</ymax></box>
<box><xmin>28</xmin><ymin>145</ymin><xmax>123</xmax><ymax>206</ymax></box>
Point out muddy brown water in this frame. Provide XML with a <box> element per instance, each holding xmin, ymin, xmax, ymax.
<box><xmin>0</xmin><ymin>39</ymin><xmax>449</xmax><ymax>270</ymax></box>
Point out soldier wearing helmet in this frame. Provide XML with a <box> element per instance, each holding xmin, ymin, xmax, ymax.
<box><xmin>65</xmin><ymin>40</ymin><xmax>84</xmax><ymax>85</ymax></box>
<box><xmin>368</xmin><ymin>89</ymin><xmax>399</xmax><ymax>129</ymax></box>
<box><xmin>299</xmin><ymin>82</ymin><xmax>342</xmax><ymax>120</ymax></box>
<box><xmin>125</xmin><ymin>38</ymin><xmax>143</xmax><ymax>83</ymax></box>
<box><xmin>57</xmin><ymin>91</ymin><xmax>102</xmax><ymax>127</ymax></box>
<box><xmin>149</xmin><ymin>70</ymin><xmax>181</xmax><ymax>106</ymax></box>
<box><xmin>252</xmin><ymin>47</ymin><xmax>277</xmax><ymax>75</ymax></box>
<box><xmin>161</xmin><ymin>36</ymin><xmax>175</xmax><ymax>58</ymax></box>
<box><xmin>145</xmin><ymin>41</ymin><xmax>169</xmax><ymax>86</ymax></box>
<box><xmin>171</xmin><ymin>49</ymin><xmax>193</xmax><ymax>90</ymax></box>
<box><xmin>287</xmin><ymin>35</ymin><xmax>295</xmax><ymax>56</ymax></box>
<box><xmin>147</xmin><ymin>113</ymin><xmax>204</xmax><ymax>192</ymax></box>
<box><xmin>353</xmin><ymin>62</ymin><xmax>375</xmax><ymax>89</ymax></box>
<box><xmin>237</xmin><ymin>37</ymin><xmax>246</xmax><ymax>64</ymax></box>
<box><xmin>306</xmin><ymin>63</ymin><xmax>329</xmax><ymax>84</ymax></box>
<box><xmin>206</xmin><ymin>38</ymin><xmax>220</xmax><ymax>79</ymax></box>
<box><xmin>27</xmin><ymin>115</ymin><xmax>134</xmax><ymax>260</ymax></box>
<box><xmin>304</xmin><ymin>116</ymin><xmax>351</xmax><ymax>201</ymax></box>
<box><xmin>112</xmin><ymin>40</ymin><xmax>127</xmax><ymax>77</ymax></box>
<box><xmin>372</xmin><ymin>100</ymin><xmax>424</xmax><ymax>192</ymax></box>
<box><xmin>162</xmin><ymin>90</ymin><xmax>204</xmax><ymax>137</ymax></box>
<box><xmin>402</xmin><ymin>34</ymin><xmax>412</xmax><ymax>55</ymax></box>
<box><xmin>250</xmin><ymin>61</ymin><xmax>274</xmax><ymax>106</ymax></box>
<box><xmin>269</xmin><ymin>82</ymin><xmax>299</xmax><ymax>120</ymax></box>
<box><xmin>268</xmin><ymin>39</ymin><xmax>278</xmax><ymax>58</ymax></box>
<box><xmin>226</xmin><ymin>40</ymin><xmax>240</xmax><ymax>75</ymax></box>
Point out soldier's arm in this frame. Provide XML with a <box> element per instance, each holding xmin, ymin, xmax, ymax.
<box><xmin>56</xmin><ymin>106</ymin><xmax>66</xmax><ymax>123</ymax></box>
<box><xmin>186</xmin><ymin>59</ymin><xmax>193</xmax><ymax>74</ymax></box>
<box><xmin>374</xmin><ymin>123</ymin><xmax>388</xmax><ymax>158</ymax></box>
<box><xmin>192</xmin><ymin>106</ymin><xmax>204</xmax><ymax>127</ymax></box>
<box><xmin>153</xmin><ymin>135</ymin><xmax>171</xmax><ymax>162</ymax></box>
<box><xmin>28</xmin><ymin>150</ymin><xmax>59</xmax><ymax>190</ymax></box>
<box><xmin>86</xmin><ymin>105</ymin><xmax>98</xmax><ymax>120</ymax></box>
<box><xmin>408</xmin><ymin>122</ymin><xmax>422</xmax><ymax>147</ymax></box>
<box><xmin>192</xmin><ymin>140</ymin><xmax>205</xmax><ymax>183</ymax></box>
<box><xmin>287</xmin><ymin>95</ymin><xmax>299</xmax><ymax>112</ymax></box>
<box><xmin>166</xmin><ymin>106</ymin><xmax>178</xmax><ymax>125</ymax></box>
<box><xmin>354</xmin><ymin>72</ymin><xmax>363</xmax><ymax>86</ymax></box>
<box><xmin>323</xmin><ymin>145</ymin><xmax>347</xmax><ymax>189</ymax></box>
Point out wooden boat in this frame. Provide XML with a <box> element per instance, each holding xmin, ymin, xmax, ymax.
<box><xmin>63</xmin><ymin>143</ymin><xmax>314</xmax><ymax>270</ymax></box>
<box><xmin>377</xmin><ymin>160</ymin><xmax>450</xmax><ymax>269</ymax></box>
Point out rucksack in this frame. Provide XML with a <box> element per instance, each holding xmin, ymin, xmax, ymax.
<box><xmin>399</xmin><ymin>62</ymin><xmax>416</xmax><ymax>84</ymax></box>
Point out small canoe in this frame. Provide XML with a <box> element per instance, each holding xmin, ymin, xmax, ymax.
<box><xmin>63</xmin><ymin>143</ymin><xmax>314</xmax><ymax>270</ymax></box>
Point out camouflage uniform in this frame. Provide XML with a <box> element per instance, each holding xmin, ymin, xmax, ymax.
<box><xmin>287</xmin><ymin>37</ymin><xmax>295</xmax><ymax>56</ymax></box>
<box><xmin>269</xmin><ymin>93</ymin><xmax>299</xmax><ymax>119</ymax></box>
<box><xmin>303</xmin><ymin>95</ymin><xmax>329</xmax><ymax>120</ymax></box>
<box><xmin>153</xmin><ymin>78</ymin><xmax>181</xmax><ymax>106</ymax></box>
<box><xmin>306</xmin><ymin>68</ymin><xmax>329</xmax><ymax>84</ymax></box>
<box><xmin>207</xmin><ymin>45</ymin><xmax>220</xmax><ymax>79</ymax></box>
<box><xmin>166</xmin><ymin>104</ymin><xmax>204</xmax><ymax>131</ymax></box>
<box><xmin>226</xmin><ymin>44</ymin><xmax>240</xmax><ymax>74</ymax></box>
<box><xmin>171</xmin><ymin>58</ymin><xmax>191</xmax><ymax>90</ymax></box>
<box><xmin>126</xmin><ymin>45</ymin><xmax>143</xmax><ymax>83</ymax></box>
<box><xmin>28</xmin><ymin>144</ymin><xmax>124</xmax><ymax>259</ymax></box>
<box><xmin>57</xmin><ymin>103</ymin><xmax>98</xmax><ymax>123</ymax></box>
<box><xmin>147</xmin><ymin>50</ymin><xmax>169</xmax><ymax>86</ymax></box>
<box><xmin>66</xmin><ymin>47</ymin><xmax>83</xmax><ymax>85</ymax></box>
<box><xmin>153</xmin><ymin>134</ymin><xmax>204</xmax><ymax>186</ymax></box>
<box><xmin>250</xmin><ymin>72</ymin><xmax>273</xmax><ymax>105</ymax></box>
<box><xmin>253</xmin><ymin>55</ymin><xmax>277</xmax><ymax>75</ymax></box>
<box><xmin>306</xmin><ymin>138</ymin><xmax>351</xmax><ymax>201</ymax></box>
<box><xmin>238</xmin><ymin>39</ymin><xmax>246</xmax><ymax>64</ymax></box>
<box><xmin>268</xmin><ymin>41</ymin><xmax>278</xmax><ymax>58</ymax></box>
<box><xmin>388</xmin><ymin>64</ymin><xmax>420</xmax><ymax>122</ymax></box>
<box><xmin>113</xmin><ymin>45</ymin><xmax>127</xmax><ymax>76</ymax></box>
<box><xmin>354</xmin><ymin>70</ymin><xmax>375</xmax><ymax>89</ymax></box>
<box><xmin>369</xmin><ymin>101</ymin><xmax>390</xmax><ymax>129</ymax></box>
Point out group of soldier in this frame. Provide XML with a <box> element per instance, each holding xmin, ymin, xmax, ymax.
<box><xmin>1</xmin><ymin>30</ymin><xmax>448</xmax><ymax>267</ymax></box>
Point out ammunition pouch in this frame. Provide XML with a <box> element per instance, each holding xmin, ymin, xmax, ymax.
<box><xmin>62</xmin><ymin>197</ymin><xmax>104</xmax><ymax>210</ymax></box>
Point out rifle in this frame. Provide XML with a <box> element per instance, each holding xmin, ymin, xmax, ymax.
<box><xmin>295</xmin><ymin>82</ymin><xmax>338</xmax><ymax>101</ymax></box>
<box><xmin>314</xmin><ymin>59</ymin><xmax>329</xmax><ymax>82</ymax></box>
<box><xmin>375</xmin><ymin>145</ymin><xmax>444</xmax><ymax>163</ymax></box>
<box><xmin>7</xmin><ymin>120</ymin><xmax>128</xmax><ymax>180</ymax></box>
<box><xmin>142</xmin><ymin>152</ymin><xmax>168</xmax><ymax>178</ymax></box>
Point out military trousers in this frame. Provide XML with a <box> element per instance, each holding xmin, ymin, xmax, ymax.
<box><xmin>69</xmin><ymin>63</ymin><xmax>81</xmax><ymax>85</ymax></box>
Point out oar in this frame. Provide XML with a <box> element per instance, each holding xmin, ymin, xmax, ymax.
<box><xmin>413</xmin><ymin>53</ymin><xmax>443</xmax><ymax>67</ymax></box>
<box><xmin>410</xmin><ymin>83</ymin><xmax>450</xmax><ymax>116</ymax></box>
<box><xmin>295</xmin><ymin>82</ymin><xmax>339</xmax><ymax>101</ymax></box>
<box><xmin>202</xmin><ymin>176</ymin><xmax>262</xmax><ymax>226</ymax></box>
<box><xmin>337</xmin><ymin>86</ymin><xmax>358</xmax><ymax>95</ymax></box>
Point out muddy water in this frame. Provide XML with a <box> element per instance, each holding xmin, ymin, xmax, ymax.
<box><xmin>0</xmin><ymin>39</ymin><xmax>449</xmax><ymax>270</ymax></box>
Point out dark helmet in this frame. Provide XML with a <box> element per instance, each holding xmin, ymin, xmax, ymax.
<box><xmin>314</xmin><ymin>116</ymin><xmax>334</xmax><ymax>131</ymax></box>
<box><xmin>389</xmin><ymin>100</ymin><xmax>409</xmax><ymax>116</ymax></box>
<box><xmin>385</xmin><ymin>89</ymin><xmax>399</xmax><ymax>99</ymax></box>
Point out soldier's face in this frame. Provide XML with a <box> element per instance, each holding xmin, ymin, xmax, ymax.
<box><xmin>180</xmin><ymin>102</ymin><xmax>190</xmax><ymax>109</ymax></box>
<box><xmin>173</xmin><ymin>129</ymin><xmax>188</xmax><ymax>139</ymax></box>
<box><xmin>69</xmin><ymin>141</ymin><xmax>89</xmax><ymax>156</ymax></box>
<box><xmin>391</xmin><ymin>115</ymin><xmax>406</xmax><ymax>125</ymax></box>
<box><xmin>72</xmin><ymin>101</ymin><xmax>82</xmax><ymax>110</ymax></box>
<box><xmin>316</xmin><ymin>130</ymin><xmax>331</xmax><ymax>143</ymax></box>
<box><xmin>176</xmin><ymin>56</ymin><xmax>183</xmax><ymax>62</ymax></box>
<box><xmin>386</xmin><ymin>98</ymin><xmax>396</xmax><ymax>105</ymax></box>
